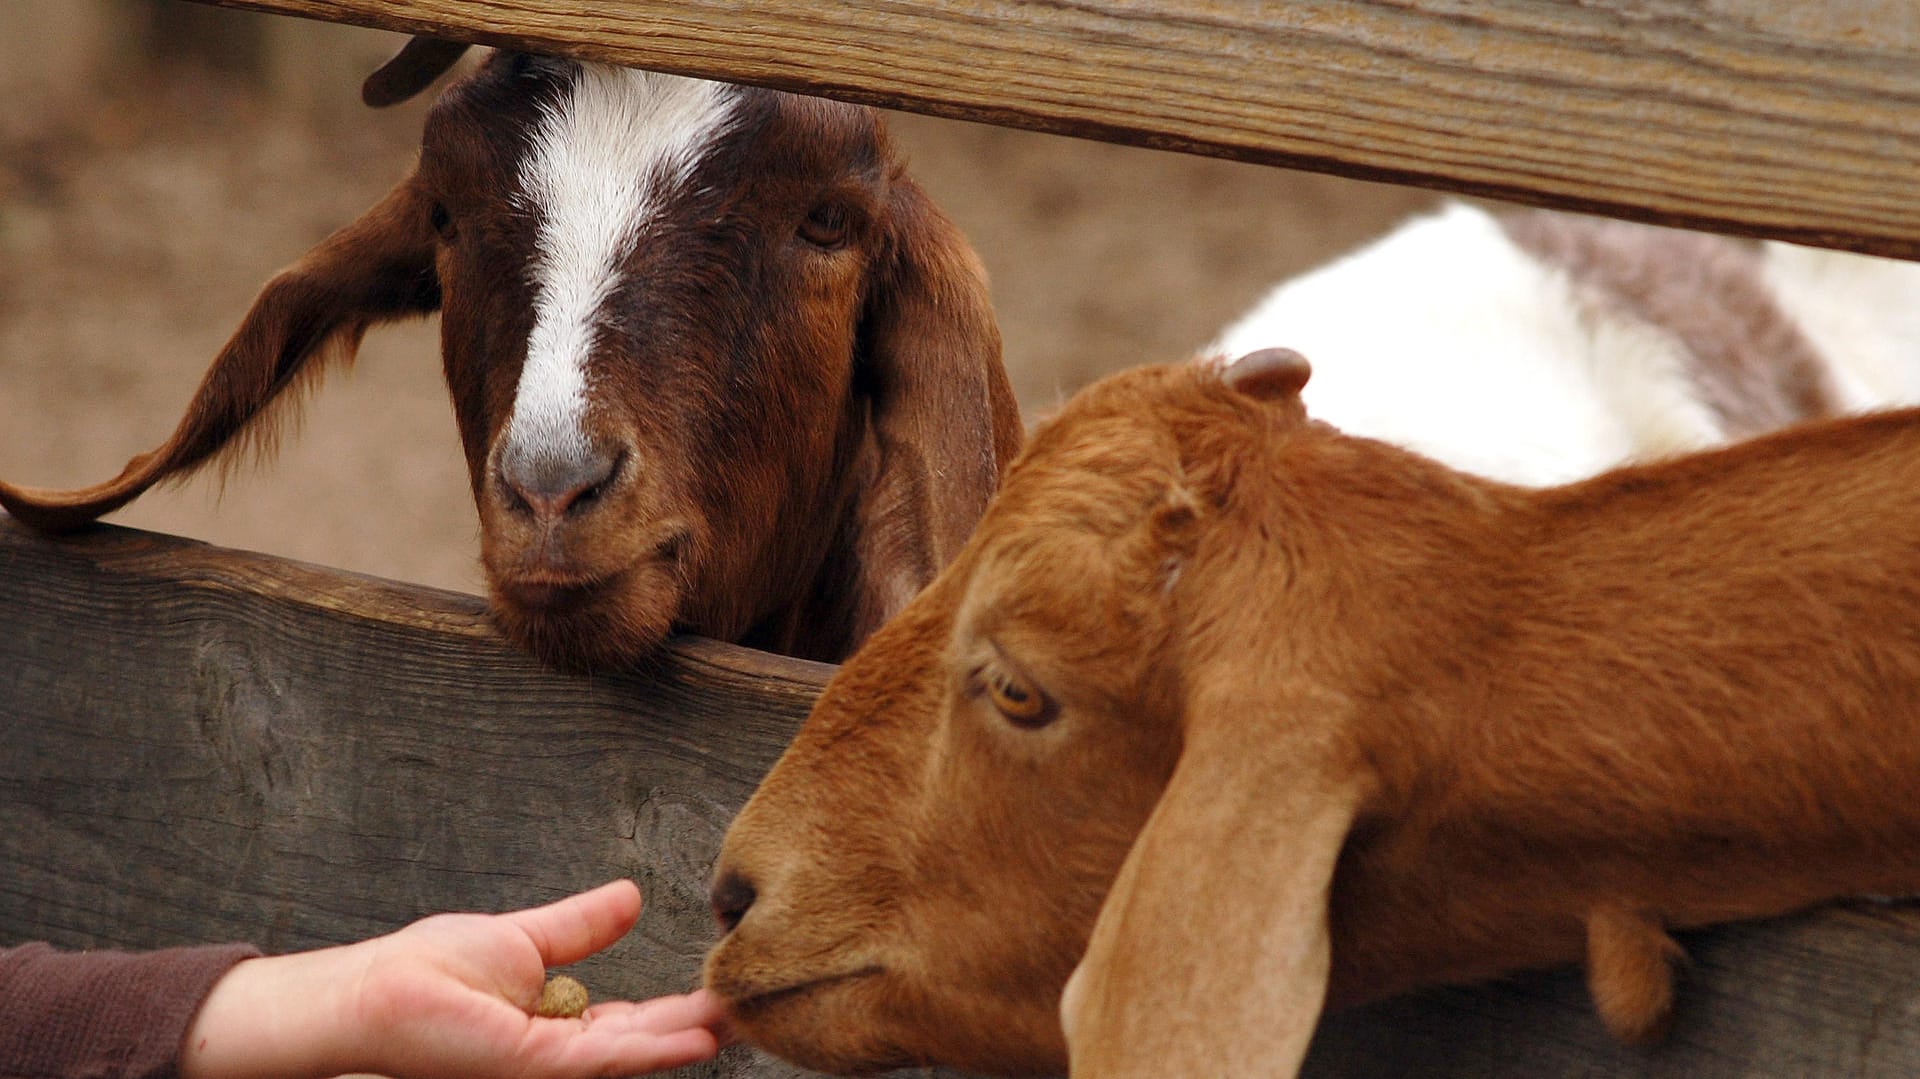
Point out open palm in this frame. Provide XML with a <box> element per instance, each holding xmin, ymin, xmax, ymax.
<box><xmin>347</xmin><ymin>880</ymin><xmax>725</xmax><ymax>1079</ymax></box>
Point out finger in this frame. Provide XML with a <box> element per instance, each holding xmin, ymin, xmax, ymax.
<box><xmin>517</xmin><ymin>1016</ymin><xmax>722</xmax><ymax>1079</ymax></box>
<box><xmin>582</xmin><ymin>989</ymin><xmax>730</xmax><ymax>1036</ymax></box>
<box><xmin>628</xmin><ymin>1027</ymin><xmax>723</xmax><ymax>1072</ymax></box>
<box><xmin>585</xmin><ymin>1027</ymin><xmax>721</xmax><ymax>1075</ymax></box>
<box><xmin>685</xmin><ymin>988</ymin><xmax>736</xmax><ymax>1044</ymax></box>
<box><xmin>503</xmin><ymin>880</ymin><xmax>643</xmax><ymax>967</ymax></box>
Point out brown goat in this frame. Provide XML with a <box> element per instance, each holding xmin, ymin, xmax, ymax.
<box><xmin>704</xmin><ymin>350</ymin><xmax>1920</xmax><ymax>1076</ymax></box>
<box><xmin>0</xmin><ymin>46</ymin><xmax>1020</xmax><ymax>668</ymax></box>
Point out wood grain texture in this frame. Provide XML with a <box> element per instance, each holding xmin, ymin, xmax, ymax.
<box><xmin>184</xmin><ymin>0</ymin><xmax>1920</xmax><ymax>259</ymax></box>
<box><xmin>3</xmin><ymin>515</ymin><xmax>1919</xmax><ymax>1075</ymax></box>
<box><xmin>1307</xmin><ymin>901</ymin><xmax>1920</xmax><ymax>1075</ymax></box>
<box><xmin>0</xmin><ymin>516</ymin><xmax>845</xmax><ymax>1078</ymax></box>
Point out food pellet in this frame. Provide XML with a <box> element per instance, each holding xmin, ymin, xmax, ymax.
<box><xmin>537</xmin><ymin>974</ymin><xmax>590</xmax><ymax>1019</ymax></box>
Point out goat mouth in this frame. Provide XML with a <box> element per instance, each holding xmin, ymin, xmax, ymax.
<box><xmin>725</xmin><ymin>965</ymin><xmax>885</xmax><ymax>1017</ymax></box>
<box><xmin>487</xmin><ymin>564</ymin><xmax>674</xmax><ymax>669</ymax></box>
<box><xmin>493</xmin><ymin>527</ymin><xmax>690</xmax><ymax>614</ymax></box>
<box><xmin>494</xmin><ymin>574</ymin><xmax>610</xmax><ymax>612</ymax></box>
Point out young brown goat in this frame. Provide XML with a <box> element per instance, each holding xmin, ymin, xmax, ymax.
<box><xmin>704</xmin><ymin>351</ymin><xmax>1920</xmax><ymax>1076</ymax></box>
<box><xmin>0</xmin><ymin>45</ymin><xmax>1020</xmax><ymax>668</ymax></box>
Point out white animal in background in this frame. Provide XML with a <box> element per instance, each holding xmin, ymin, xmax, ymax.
<box><xmin>1207</xmin><ymin>201</ymin><xmax>1920</xmax><ymax>485</ymax></box>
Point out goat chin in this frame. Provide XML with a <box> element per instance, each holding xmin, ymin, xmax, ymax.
<box><xmin>709</xmin><ymin>951</ymin><xmax>1070</xmax><ymax>1078</ymax></box>
<box><xmin>717</xmin><ymin>980</ymin><xmax>915</xmax><ymax>1077</ymax></box>
<box><xmin>486</xmin><ymin>558</ymin><xmax>682</xmax><ymax>671</ymax></box>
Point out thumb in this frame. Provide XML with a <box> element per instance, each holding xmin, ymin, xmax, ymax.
<box><xmin>504</xmin><ymin>880</ymin><xmax>643</xmax><ymax>967</ymax></box>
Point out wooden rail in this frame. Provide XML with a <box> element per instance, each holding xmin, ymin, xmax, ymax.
<box><xmin>4</xmin><ymin>515</ymin><xmax>1920</xmax><ymax>1077</ymax></box>
<box><xmin>186</xmin><ymin>0</ymin><xmax>1920</xmax><ymax>260</ymax></box>
<box><xmin>0</xmin><ymin>517</ymin><xmax>828</xmax><ymax>1078</ymax></box>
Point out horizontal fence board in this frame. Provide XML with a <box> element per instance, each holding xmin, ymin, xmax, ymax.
<box><xmin>1307</xmin><ymin>901</ymin><xmax>1920</xmax><ymax>1076</ymax></box>
<box><xmin>3</xmin><ymin>515</ymin><xmax>1918</xmax><ymax>1075</ymax></box>
<box><xmin>0</xmin><ymin>516</ymin><xmax>842</xmax><ymax>1078</ymax></box>
<box><xmin>185</xmin><ymin>0</ymin><xmax>1920</xmax><ymax>259</ymax></box>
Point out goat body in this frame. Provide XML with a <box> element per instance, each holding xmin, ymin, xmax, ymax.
<box><xmin>1210</xmin><ymin>202</ymin><xmax>1920</xmax><ymax>484</ymax></box>
<box><xmin>705</xmin><ymin>355</ymin><xmax>1920</xmax><ymax>1077</ymax></box>
<box><xmin>0</xmin><ymin>45</ymin><xmax>1020</xmax><ymax>668</ymax></box>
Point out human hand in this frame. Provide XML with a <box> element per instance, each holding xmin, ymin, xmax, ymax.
<box><xmin>182</xmin><ymin>880</ymin><xmax>726</xmax><ymax>1079</ymax></box>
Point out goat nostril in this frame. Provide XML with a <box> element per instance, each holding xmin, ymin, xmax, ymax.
<box><xmin>655</xmin><ymin>527</ymin><xmax>691</xmax><ymax>564</ymax></box>
<box><xmin>710</xmin><ymin>870</ymin><xmax>757</xmax><ymax>935</ymax></box>
<box><xmin>497</xmin><ymin>446</ymin><xmax>624</xmax><ymax>521</ymax></box>
<box><xmin>496</xmin><ymin>472</ymin><xmax>535</xmax><ymax>517</ymax></box>
<box><xmin>566</xmin><ymin>449</ymin><xmax>627</xmax><ymax>515</ymax></box>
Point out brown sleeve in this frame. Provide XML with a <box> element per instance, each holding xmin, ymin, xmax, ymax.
<box><xmin>0</xmin><ymin>941</ymin><xmax>263</xmax><ymax>1079</ymax></box>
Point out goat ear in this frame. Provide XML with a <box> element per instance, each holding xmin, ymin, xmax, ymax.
<box><xmin>361</xmin><ymin>37</ymin><xmax>471</xmax><ymax>108</ymax></box>
<box><xmin>0</xmin><ymin>176</ymin><xmax>442</xmax><ymax>533</ymax></box>
<box><xmin>847</xmin><ymin>175</ymin><xmax>1022</xmax><ymax>634</ymax></box>
<box><xmin>1063</xmin><ymin>684</ymin><xmax>1362</xmax><ymax>1076</ymax></box>
<box><xmin>1224</xmin><ymin>347</ymin><xmax>1313</xmax><ymax>402</ymax></box>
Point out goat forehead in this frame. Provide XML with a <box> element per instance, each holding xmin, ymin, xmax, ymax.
<box><xmin>799</xmin><ymin>599</ymin><xmax>956</xmax><ymax>732</ymax></box>
<box><xmin>508</xmin><ymin>66</ymin><xmax>741</xmax><ymax>458</ymax></box>
<box><xmin>964</xmin><ymin>535</ymin><xmax>1137</xmax><ymax>654</ymax></box>
<box><xmin>989</xmin><ymin>456</ymin><xmax>1166</xmax><ymax>544</ymax></box>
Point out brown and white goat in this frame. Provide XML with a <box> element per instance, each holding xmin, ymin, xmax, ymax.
<box><xmin>1208</xmin><ymin>201</ymin><xmax>1920</xmax><ymax>486</ymax></box>
<box><xmin>704</xmin><ymin>351</ymin><xmax>1920</xmax><ymax>1076</ymax></box>
<box><xmin>0</xmin><ymin>45</ymin><xmax>1020</xmax><ymax>668</ymax></box>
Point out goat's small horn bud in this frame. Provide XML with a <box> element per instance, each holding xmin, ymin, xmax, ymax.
<box><xmin>362</xmin><ymin>37</ymin><xmax>471</xmax><ymax>108</ymax></box>
<box><xmin>1223</xmin><ymin>347</ymin><xmax>1312</xmax><ymax>401</ymax></box>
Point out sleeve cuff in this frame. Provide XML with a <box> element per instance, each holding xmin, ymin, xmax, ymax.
<box><xmin>0</xmin><ymin>941</ymin><xmax>264</xmax><ymax>1079</ymax></box>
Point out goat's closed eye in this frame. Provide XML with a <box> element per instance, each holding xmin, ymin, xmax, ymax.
<box><xmin>798</xmin><ymin>202</ymin><xmax>853</xmax><ymax>250</ymax></box>
<box><xmin>974</xmin><ymin>660</ymin><xmax>1058</xmax><ymax>729</ymax></box>
<box><xmin>429</xmin><ymin>201</ymin><xmax>456</xmax><ymax>240</ymax></box>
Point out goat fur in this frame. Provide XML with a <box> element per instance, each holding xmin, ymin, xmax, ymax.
<box><xmin>706</xmin><ymin>355</ymin><xmax>1920</xmax><ymax>1076</ymax></box>
<box><xmin>0</xmin><ymin>47</ymin><xmax>1021</xmax><ymax>668</ymax></box>
<box><xmin>1209</xmin><ymin>202</ymin><xmax>1920</xmax><ymax>485</ymax></box>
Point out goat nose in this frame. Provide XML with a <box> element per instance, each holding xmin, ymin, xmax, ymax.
<box><xmin>710</xmin><ymin>870</ymin><xmax>757</xmax><ymax>935</ymax></box>
<box><xmin>496</xmin><ymin>443</ymin><xmax>622</xmax><ymax>520</ymax></box>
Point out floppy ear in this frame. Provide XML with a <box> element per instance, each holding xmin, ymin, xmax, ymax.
<box><xmin>1062</xmin><ymin>682</ymin><xmax>1363</xmax><ymax>1078</ymax></box>
<box><xmin>846</xmin><ymin>174</ymin><xmax>1022</xmax><ymax>633</ymax></box>
<box><xmin>0</xmin><ymin>176</ymin><xmax>442</xmax><ymax>533</ymax></box>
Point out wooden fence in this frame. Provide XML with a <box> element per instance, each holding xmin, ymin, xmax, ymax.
<box><xmin>195</xmin><ymin>0</ymin><xmax>1920</xmax><ymax>259</ymax></box>
<box><xmin>0</xmin><ymin>518</ymin><xmax>831</xmax><ymax>1078</ymax></box>
<box><xmin>7</xmin><ymin>1</ymin><xmax>1920</xmax><ymax>1075</ymax></box>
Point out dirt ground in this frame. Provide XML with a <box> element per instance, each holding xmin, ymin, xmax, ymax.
<box><xmin>0</xmin><ymin>13</ymin><xmax>1436</xmax><ymax>596</ymax></box>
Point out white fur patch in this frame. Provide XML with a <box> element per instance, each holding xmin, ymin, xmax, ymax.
<box><xmin>1760</xmin><ymin>240</ymin><xmax>1920</xmax><ymax>412</ymax></box>
<box><xmin>508</xmin><ymin>66</ymin><xmax>739</xmax><ymax>467</ymax></box>
<box><xmin>1205</xmin><ymin>202</ymin><xmax>1714</xmax><ymax>486</ymax></box>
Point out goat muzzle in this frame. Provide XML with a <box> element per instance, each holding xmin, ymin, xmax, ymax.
<box><xmin>493</xmin><ymin>443</ymin><xmax>627</xmax><ymax>526</ymax></box>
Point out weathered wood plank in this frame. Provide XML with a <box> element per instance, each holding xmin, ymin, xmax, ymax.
<box><xmin>1307</xmin><ymin>900</ymin><xmax>1920</xmax><ymax>1075</ymax></box>
<box><xmin>182</xmin><ymin>0</ymin><xmax>1920</xmax><ymax>260</ymax></box>
<box><xmin>3</xmin><ymin>514</ymin><xmax>1919</xmax><ymax>1075</ymax></box>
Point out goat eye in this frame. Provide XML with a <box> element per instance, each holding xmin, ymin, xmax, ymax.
<box><xmin>429</xmin><ymin>201</ymin><xmax>455</xmax><ymax>239</ymax></box>
<box><xmin>981</xmin><ymin>664</ymin><xmax>1056</xmax><ymax>729</ymax></box>
<box><xmin>798</xmin><ymin>202</ymin><xmax>852</xmax><ymax>249</ymax></box>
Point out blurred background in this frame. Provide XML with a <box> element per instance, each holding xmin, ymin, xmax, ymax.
<box><xmin>0</xmin><ymin>0</ymin><xmax>1437</xmax><ymax>595</ymax></box>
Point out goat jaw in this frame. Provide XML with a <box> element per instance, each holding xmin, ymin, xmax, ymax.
<box><xmin>705</xmin><ymin>947</ymin><xmax>912</xmax><ymax>1074</ymax></box>
<box><xmin>705</xmin><ymin>930</ymin><xmax>1070</xmax><ymax>1076</ymax></box>
<box><xmin>485</xmin><ymin>555</ymin><xmax>682</xmax><ymax>671</ymax></box>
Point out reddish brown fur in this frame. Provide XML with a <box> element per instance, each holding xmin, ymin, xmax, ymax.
<box><xmin>706</xmin><ymin>359</ymin><xmax>1920</xmax><ymax>1076</ymax></box>
<box><xmin>0</xmin><ymin>52</ymin><xmax>1020</xmax><ymax>668</ymax></box>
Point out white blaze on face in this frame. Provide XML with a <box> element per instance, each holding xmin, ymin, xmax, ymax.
<box><xmin>509</xmin><ymin>66</ymin><xmax>740</xmax><ymax>468</ymax></box>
